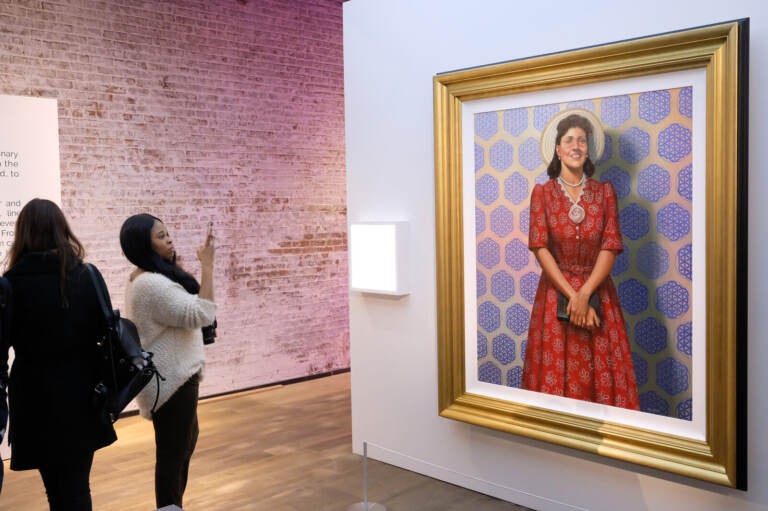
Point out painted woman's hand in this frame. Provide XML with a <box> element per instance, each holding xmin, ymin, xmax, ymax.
<box><xmin>584</xmin><ymin>307</ymin><xmax>600</xmax><ymax>331</ymax></box>
<box><xmin>567</xmin><ymin>290</ymin><xmax>590</xmax><ymax>328</ymax></box>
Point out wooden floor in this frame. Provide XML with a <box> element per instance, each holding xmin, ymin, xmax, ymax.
<box><xmin>1</xmin><ymin>373</ymin><xmax>533</xmax><ymax>510</ymax></box>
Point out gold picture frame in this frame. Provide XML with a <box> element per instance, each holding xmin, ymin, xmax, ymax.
<box><xmin>434</xmin><ymin>20</ymin><xmax>748</xmax><ymax>488</ymax></box>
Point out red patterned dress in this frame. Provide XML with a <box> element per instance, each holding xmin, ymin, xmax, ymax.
<box><xmin>521</xmin><ymin>177</ymin><xmax>639</xmax><ymax>409</ymax></box>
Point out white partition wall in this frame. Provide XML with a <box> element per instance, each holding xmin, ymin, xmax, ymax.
<box><xmin>345</xmin><ymin>2</ymin><xmax>765</xmax><ymax>510</ymax></box>
<box><xmin>0</xmin><ymin>95</ymin><xmax>61</xmax><ymax>461</ymax></box>
<box><xmin>0</xmin><ymin>95</ymin><xmax>61</xmax><ymax>262</ymax></box>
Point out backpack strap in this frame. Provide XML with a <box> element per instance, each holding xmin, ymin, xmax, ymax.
<box><xmin>84</xmin><ymin>263</ymin><xmax>115</xmax><ymax>324</ymax></box>
<box><xmin>0</xmin><ymin>276</ymin><xmax>12</xmax><ymax>443</ymax></box>
<box><xmin>0</xmin><ymin>276</ymin><xmax>10</xmax><ymax>344</ymax></box>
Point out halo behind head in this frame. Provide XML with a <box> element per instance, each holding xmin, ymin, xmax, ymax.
<box><xmin>540</xmin><ymin>108</ymin><xmax>605</xmax><ymax>165</ymax></box>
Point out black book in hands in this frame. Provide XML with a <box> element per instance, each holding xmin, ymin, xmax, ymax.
<box><xmin>556</xmin><ymin>291</ymin><xmax>601</xmax><ymax>322</ymax></box>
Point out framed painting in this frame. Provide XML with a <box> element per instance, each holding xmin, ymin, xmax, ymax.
<box><xmin>434</xmin><ymin>20</ymin><xmax>748</xmax><ymax>488</ymax></box>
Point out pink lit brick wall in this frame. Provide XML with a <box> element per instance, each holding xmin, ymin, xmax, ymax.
<box><xmin>0</xmin><ymin>0</ymin><xmax>349</xmax><ymax>395</ymax></box>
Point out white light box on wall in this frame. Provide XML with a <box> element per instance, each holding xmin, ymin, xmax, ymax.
<box><xmin>349</xmin><ymin>222</ymin><xmax>409</xmax><ymax>296</ymax></box>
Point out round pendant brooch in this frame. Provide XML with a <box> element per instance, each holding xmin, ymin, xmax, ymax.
<box><xmin>568</xmin><ymin>204</ymin><xmax>585</xmax><ymax>224</ymax></box>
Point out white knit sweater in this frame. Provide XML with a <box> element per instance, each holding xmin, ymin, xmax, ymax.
<box><xmin>124</xmin><ymin>271</ymin><xmax>216</xmax><ymax>419</ymax></box>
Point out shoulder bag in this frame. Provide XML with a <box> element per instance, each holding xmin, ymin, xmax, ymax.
<box><xmin>85</xmin><ymin>264</ymin><xmax>162</xmax><ymax>423</ymax></box>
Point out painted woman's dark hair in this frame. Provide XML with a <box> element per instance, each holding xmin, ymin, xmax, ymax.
<box><xmin>7</xmin><ymin>198</ymin><xmax>85</xmax><ymax>302</ymax></box>
<box><xmin>119</xmin><ymin>213</ymin><xmax>200</xmax><ymax>294</ymax></box>
<box><xmin>546</xmin><ymin>114</ymin><xmax>597</xmax><ymax>179</ymax></box>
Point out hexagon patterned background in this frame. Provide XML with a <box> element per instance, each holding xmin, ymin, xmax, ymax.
<box><xmin>474</xmin><ymin>87</ymin><xmax>693</xmax><ymax>420</ymax></box>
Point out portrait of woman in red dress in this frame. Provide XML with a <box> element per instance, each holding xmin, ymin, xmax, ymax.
<box><xmin>521</xmin><ymin>109</ymin><xmax>639</xmax><ymax>410</ymax></box>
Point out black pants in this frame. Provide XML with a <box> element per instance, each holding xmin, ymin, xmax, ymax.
<box><xmin>152</xmin><ymin>374</ymin><xmax>200</xmax><ymax>508</ymax></box>
<box><xmin>38</xmin><ymin>450</ymin><xmax>94</xmax><ymax>511</ymax></box>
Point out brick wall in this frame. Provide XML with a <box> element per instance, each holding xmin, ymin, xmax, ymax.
<box><xmin>0</xmin><ymin>0</ymin><xmax>349</xmax><ymax>395</ymax></box>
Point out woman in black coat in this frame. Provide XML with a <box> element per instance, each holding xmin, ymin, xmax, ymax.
<box><xmin>2</xmin><ymin>199</ymin><xmax>116</xmax><ymax>510</ymax></box>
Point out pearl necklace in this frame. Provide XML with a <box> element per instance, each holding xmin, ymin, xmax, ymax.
<box><xmin>558</xmin><ymin>173</ymin><xmax>585</xmax><ymax>188</ymax></box>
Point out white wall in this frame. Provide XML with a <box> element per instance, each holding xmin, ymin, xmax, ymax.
<box><xmin>344</xmin><ymin>1</ymin><xmax>766</xmax><ymax>510</ymax></box>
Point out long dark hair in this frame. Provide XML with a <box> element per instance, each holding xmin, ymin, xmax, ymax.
<box><xmin>546</xmin><ymin>114</ymin><xmax>596</xmax><ymax>179</ymax></box>
<box><xmin>119</xmin><ymin>214</ymin><xmax>200</xmax><ymax>294</ymax></box>
<box><xmin>7</xmin><ymin>199</ymin><xmax>85</xmax><ymax>299</ymax></box>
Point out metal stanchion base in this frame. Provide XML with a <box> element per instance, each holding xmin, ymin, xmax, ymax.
<box><xmin>347</xmin><ymin>441</ymin><xmax>387</xmax><ymax>511</ymax></box>
<box><xmin>346</xmin><ymin>503</ymin><xmax>387</xmax><ymax>511</ymax></box>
